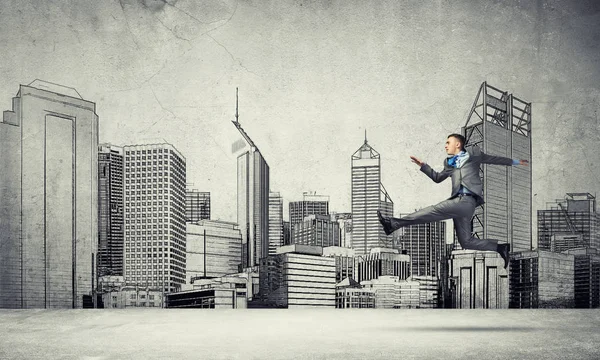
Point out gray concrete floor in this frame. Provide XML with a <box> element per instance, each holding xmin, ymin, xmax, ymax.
<box><xmin>1</xmin><ymin>309</ymin><xmax>599</xmax><ymax>359</ymax></box>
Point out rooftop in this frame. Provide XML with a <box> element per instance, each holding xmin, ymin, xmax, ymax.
<box><xmin>24</xmin><ymin>79</ymin><xmax>83</xmax><ymax>99</ymax></box>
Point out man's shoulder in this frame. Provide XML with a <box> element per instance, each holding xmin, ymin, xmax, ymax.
<box><xmin>466</xmin><ymin>145</ymin><xmax>482</xmax><ymax>156</ymax></box>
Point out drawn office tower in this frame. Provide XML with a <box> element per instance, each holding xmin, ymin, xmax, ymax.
<box><xmin>449</xmin><ymin>82</ymin><xmax>532</xmax><ymax>309</ymax></box>
<box><xmin>461</xmin><ymin>82</ymin><xmax>532</xmax><ymax>252</ymax></box>
<box><xmin>351</xmin><ymin>134</ymin><xmax>394</xmax><ymax>255</ymax></box>
<box><xmin>289</xmin><ymin>193</ymin><xmax>330</xmax><ymax>226</ymax></box>
<box><xmin>0</xmin><ymin>81</ymin><xmax>99</xmax><ymax>308</ymax></box>
<box><xmin>395</xmin><ymin>218</ymin><xmax>447</xmax><ymax>306</ymax></box>
<box><xmin>98</xmin><ymin>144</ymin><xmax>124</xmax><ymax>277</ymax></box>
<box><xmin>395</xmin><ymin>218</ymin><xmax>447</xmax><ymax>277</ymax></box>
<box><xmin>186</xmin><ymin>220</ymin><xmax>242</xmax><ymax>283</ymax></box>
<box><xmin>232</xmin><ymin>90</ymin><xmax>270</xmax><ymax>268</ymax></box>
<box><xmin>122</xmin><ymin>144</ymin><xmax>186</xmax><ymax>293</ymax></box>
<box><xmin>269</xmin><ymin>192</ymin><xmax>284</xmax><ymax>255</ymax></box>
<box><xmin>186</xmin><ymin>187</ymin><xmax>210</xmax><ymax>222</ymax></box>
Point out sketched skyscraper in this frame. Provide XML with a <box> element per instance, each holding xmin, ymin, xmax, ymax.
<box><xmin>396</xmin><ymin>218</ymin><xmax>447</xmax><ymax>277</ymax></box>
<box><xmin>232</xmin><ymin>90</ymin><xmax>270</xmax><ymax>268</ymax></box>
<box><xmin>461</xmin><ymin>82</ymin><xmax>532</xmax><ymax>252</ymax></box>
<box><xmin>269</xmin><ymin>192</ymin><xmax>284</xmax><ymax>255</ymax></box>
<box><xmin>448</xmin><ymin>82</ymin><xmax>532</xmax><ymax>309</ymax></box>
<box><xmin>122</xmin><ymin>143</ymin><xmax>186</xmax><ymax>293</ymax></box>
<box><xmin>98</xmin><ymin>144</ymin><xmax>124</xmax><ymax>277</ymax></box>
<box><xmin>0</xmin><ymin>80</ymin><xmax>98</xmax><ymax>309</ymax></box>
<box><xmin>289</xmin><ymin>193</ymin><xmax>329</xmax><ymax>226</ymax></box>
<box><xmin>351</xmin><ymin>133</ymin><xmax>393</xmax><ymax>255</ymax></box>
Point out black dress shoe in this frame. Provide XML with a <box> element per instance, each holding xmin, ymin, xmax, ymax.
<box><xmin>498</xmin><ymin>243</ymin><xmax>510</xmax><ymax>269</ymax></box>
<box><xmin>377</xmin><ymin>210</ymin><xmax>394</xmax><ymax>236</ymax></box>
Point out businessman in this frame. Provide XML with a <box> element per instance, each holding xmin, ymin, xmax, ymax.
<box><xmin>377</xmin><ymin>133</ymin><xmax>529</xmax><ymax>268</ymax></box>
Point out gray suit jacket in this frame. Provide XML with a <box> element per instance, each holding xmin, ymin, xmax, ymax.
<box><xmin>419</xmin><ymin>146</ymin><xmax>514</xmax><ymax>206</ymax></box>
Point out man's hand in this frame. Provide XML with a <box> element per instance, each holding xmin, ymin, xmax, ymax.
<box><xmin>519</xmin><ymin>160</ymin><xmax>529</xmax><ymax>166</ymax></box>
<box><xmin>410</xmin><ymin>156</ymin><xmax>424</xmax><ymax>167</ymax></box>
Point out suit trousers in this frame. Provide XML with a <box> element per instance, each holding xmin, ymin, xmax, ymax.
<box><xmin>388</xmin><ymin>195</ymin><xmax>498</xmax><ymax>252</ymax></box>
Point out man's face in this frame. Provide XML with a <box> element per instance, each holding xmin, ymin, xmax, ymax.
<box><xmin>445</xmin><ymin>136</ymin><xmax>461</xmax><ymax>155</ymax></box>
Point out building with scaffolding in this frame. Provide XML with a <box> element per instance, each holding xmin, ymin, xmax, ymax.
<box><xmin>451</xmin><ymin>82</ymin><xmax>532</xmax><ymax>309</ymax></box>
<box><xmin>538</xmin><ymin>193</ymin><xmax>599</xmax><ymax>252</ymax></box>
<box><xmin>231</xmin><ymin>90</ymin><xmax>270</xmax><ymax>269</ymax></box>
<box><xmin>185</xmin><ymin>186</ymin><xmax>210</xmax><ymax>222</ymax></box>
<box><xmin>351</xmin><ymin>134</ymin><xmax>394</xmax><ymax>255</ymax></box>
<box><xmin>461</xmin><ymin>82</ymin><xmax>532</xmax><ymax>253</ymax></box>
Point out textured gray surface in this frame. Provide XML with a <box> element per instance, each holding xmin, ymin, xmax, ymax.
<box><xmin>1</xmin><ymin>1</ymin><xmax>599</xmax><ymax>247</ymax></box>
<box><xmin>1</xmin><ymin>309</ymin><xmax>599</xmax><ymax>359</ymax></box>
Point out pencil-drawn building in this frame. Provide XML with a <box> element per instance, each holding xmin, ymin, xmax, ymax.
<box><xmin>351</xmin><ymin>135</ymin><xmax>394</xmax><ymax>255</ymax></box>
<box><xmin>98</xmin><ymin>144</ymin><xmax>125</xmax><ymax>277</ymax></box>
<box><xmin>538</xmin><ymin>193</ymin><xmax>599</xmax><ymax>252</ymax></box>
<box><xmin>0</xmin><ymin>80</ymin><xmax>99</xmax><ymax>308</ymax></box>
<box><xmin>122</xmin><ymin>143</ymin><xmax>186</xmax><ymax>293</ymax></box>
<box><xmin>186</xmin><ymin>187</ymin><xmax>210</xmax><ymax>222</ymax></box>
<box><xmin>186</xmin><ymin>220</ymin><xmax>242</xmax><ymax>283</ymax></box>
<box><xmin>269</xmin><ymin>192</ymin><xmax>284</xmax><ymax>255</ymax></box>
<box><xmin>452</xmin><ymin>82</ymin><xmax>532</xmax><ymax>309</ymax></box>
<box><xmin>231</xmin><ymin>101</ymin><xmax>270</xmax><ymax>269</ymax></box>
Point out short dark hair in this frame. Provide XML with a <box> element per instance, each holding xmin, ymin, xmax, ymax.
<box><xmin>447</xmin><ymin>133</ymin><xmax>467</xmax><ymax>150</ymax></box>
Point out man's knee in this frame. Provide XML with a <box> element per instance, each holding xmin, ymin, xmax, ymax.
<box><xmin>457</xmin><ymin>234</ymin><xmax>476</xmax><ymax>249</ymax></box>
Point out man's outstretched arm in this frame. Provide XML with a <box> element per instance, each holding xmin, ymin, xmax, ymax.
<box><xmin>410</xmin><ymin>156</ymin><xmax>451</xmax><ymax>183</ymax></box>
<box><xmin>481</xmin><ymin>152</ymin><xmax>529</xmax><ymax>167</ymax></box>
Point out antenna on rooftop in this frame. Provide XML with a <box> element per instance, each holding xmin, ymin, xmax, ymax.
<box><xmin>235</xmin><ymin>87</ymin><xmax>239</xmax><ymax>123</ymax></box>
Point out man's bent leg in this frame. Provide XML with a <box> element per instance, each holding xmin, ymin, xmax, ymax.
<box><xmin>388</xmin><ymin>198</ymin><xmax>472</xmax><ymax>232</ymax></box>
<box><xmin>454</xmin><ymin>215</ymin><xmax>499</xmax><ymax>252</ymax></box>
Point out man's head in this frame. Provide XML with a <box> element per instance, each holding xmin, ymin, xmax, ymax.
<box><xmin>445</xmin><ymin>134</ymin><xmax>466</xmax><ymax>155</ymax></box>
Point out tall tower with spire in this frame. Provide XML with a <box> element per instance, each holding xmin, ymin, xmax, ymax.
<box><xmin>351</xmin><ymin>132</ymin><xmax>394</xmax><ymax>255</ymax></box>
<box><xmin>231</xmin><ymin>89</ymin><xmax>270</xmax><ymax>269</ymax></box>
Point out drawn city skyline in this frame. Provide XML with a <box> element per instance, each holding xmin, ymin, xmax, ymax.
<box><xmin>1</xmin><ymin>1</ymin><xmax>598</xmax><ymax>243</ymax></box>
<box><xmin>3</xmin><ymin>78</ymin><xmax>597</xmax><ymax>309</ymax></box>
